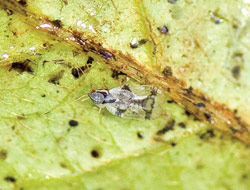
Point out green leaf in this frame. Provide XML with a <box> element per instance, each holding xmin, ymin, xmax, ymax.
<box><xmin>0</xmin><ymin>1</ymin><xmax>249</xmax><ymax>190</ymax></box>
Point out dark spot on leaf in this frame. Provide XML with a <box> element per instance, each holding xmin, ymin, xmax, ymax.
<box><xmin>167</xmin><ymin>100</ymin><xmax>174</xmax><ymax>103</ymax></box>
<box><xmin>62</xmin><ymin>0</ymin><xmax>68</xmax><ymax>5</ymax></box>
<box><xmin>91</xmin><ymin>149</ymin><xmax>101</xmax><ymax>158</ymax></box>
<box><xmin>12</xmin><ymin>31</ymin><xmax>17</xmax><ymax>36</ymax></box>
<box><xmin>42</xmin><ymin>42</ymin><xmax>53</xmax><ymax>49</ymax></box>
<box><xmin>204</xmin><ymin>113</ymin><xmax>211</xmax><ymax>120</ymax></box>
<box><xmin>18</xmin><ymin>0</ymin><xmax>27</xmax><ymax>6</ymax></box>
<box><xmin>52</xmin><ymin>19</ymin><xmax>63</xmax><ymax>28</ymax></box>
<box><xmin>158</xmin><ymin>25</ymin><xmax>169</xmax><ymax>34</ymax></box>
<box><xmin>111</xmin><ymin>69</ymin><xmax>126</xmax><ymax>79</ymax></box>
<box><xmin>199</xmin><ymin>129</ymin><xmax>215</xmax><ymax>139</ymax></box>
<box><xmin>87</xmin><ymin>57</ymin><xmax>94</xmax><ymax>65</ymax></box>
<box><xmin>185</xmin><ymin>110</ymin><xmax>192</xmax><ymax>116</ymax></box>
<box><xmin>5</xmin><ymin>8</ymin><xmax>13</xmax><ymax>16</ymax></box>
<box><xmin>10</xmin><ymin>59</ymin><xmax>33</xmax><ymax>74</ymax></box>
<box><xmin>41</xmin><ymin>94</ymin><xmax>46</xmax><ymax>97</ymax></box>
<box><xmin>193</xmin><ymin>117</ymin><xmax>201</xmax><ymax>121</ymax></box>
<box><xmin>242</xmin><ymin>174</ymin><xmax>248</xmax><ymax>179</ymax></box>
<box><xmin>68</xmin><ymin>119</ymin><xmax>78</xmax><ymax>127</ymax></box>
<box><xmin>71</xmin><ymin>66</ymin><xmax>87</xmax><ymax>78</ymax></box>
<box><xmin>11</xmin><ymin>126</ymin><xmax>15</xmax><ymax>130</ymax></box>
<box><xmin>137</xmin><ymin>131</ymin><xmax>144</xmax><ymax>139</ymax></box>
<box><xmin>60</xmin><ymin>162</ymin><xmax>67</xmax><ymax>168</ymax></box>
<box><xmin>178</xmin><ymin>122</ymin><xmax>186</xmax><ymax>128</ymax></box>
<box><xmin>185</xmin><ymin>87</ymin><xmax>193</xmax><ymax>94</ymax></box>
<box><xmin>157</xmin><ymin>120</ymin><xmax>175</xmax><ymax>135</ymax></box>
<box><xmin>0</xmin><ymin>150</ymin><xmax>7</xmax><ymax>160</ymax></box>
<box><xmin>139</xmin><ymin>39</ymin><xmax>147</xmax><ymax>45</ymax></box>
<box><xmin>4</xmin><ymin>176</ymin><xmax>16</xmax><ymax>183</ymax></box>
<box><xmin>171</xmin><ymin>142</ymin><xmax>176</xmax><ymax>146</ymax></box>
<box><xmin>232</xmin><ymin>65</ymin><xmax>241</xmax><ymax>79</ymax></box>
<box><xmin>72</xmin><ymin>50</ymin><xmax>80</xmax><ymax>57</ymax></box>
<box><xmin>162</xmin><ymin>66</ymin><xmax>172</xmax><ymax>77</ymax></box>
<box><xmin>48</xmin><ymin>70</ymin><xmax>64</xmax><ymax>85</ymax></box>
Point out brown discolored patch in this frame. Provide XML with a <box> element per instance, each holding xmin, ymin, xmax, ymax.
<box><xmin>48</xmin><ymin>70</ymin><xmax>64</xmax><ymax>85</ymax></box>
<box><xmin>204</xmin><ymin>113</ymin><xmax>211</xmax><ymax>121</ymax></box>
<box><xmin>199</xmin><ymin>129</ymin><xmax>215</xmax><ymax>140</ymax></box>
<box><xmin>52</xmin><ymin>19</ymin><xmax>63</xmax><ymax>28</ymax></box>
<box><xmin>0</xmin><ymin>150</ymin><xmax>7</xmax><ymax>160</ymax></box>
<box><xmin>137</xmin><ymin>131</ymin><xmax>144</xmax><ymax>139</ymax></box>
<box><xmin>162</xmin><ymin>66</ymin><xmax>172</xmax><ymax>77</ymax></box>
<box><xmin>42</xmin><ymin>42</ymin><xmax>53</xmax><ymax>49</ymax></box>
<box><xmin>60</xmin><ymin>162</ymin><xmax>67</xmax><ymax>168</ymax></box>
<box><xmin>178</xmin><ymin>122</ymin><xmax>186</xmax><ymax>128</ymax></box>
<box><xmin>71</xmin><ymin>66</ymin><xmax>87</xmax><ymax>78</ymax></box>
<box><xmin>17</xmin><ymin>0</ymin><xmax>27</xmax><ymax>6</ymax></box>
<box><xmin>170</xmin><ymin>142</ymin><xmax>176</xmax><ymax>146</ymax></box>
<box><xmin>87</xmin><ymin>56</ymin><xmax>94</xmax><ymax>65</ymax></box>
<box><xmin>10</xmin><ymin>59</ymin><xmax>33</xmax><ymax>74</ymax></box>
<box><xmin>138</xmin><ymin>39</ymin><xmax>148</xmax><ymax>45</ymax></box>
<box><xmin>157</xmin><ymin>119</ymin><xmax>175</xmax><ymax>135</ymax></box>
<box><xmin>111</xmin><ymin>69</ymin><xmax>126</xmax><ymax>79</ymax></box>
<box><xmin>4</xmin><ymin>176</ymin><xmax>16</xmax><ymax>183</ymax></box>
<box><xmin>232</xmin><ymin>65</ymin><xmax>241</xmax><ymax>79</ymax></box>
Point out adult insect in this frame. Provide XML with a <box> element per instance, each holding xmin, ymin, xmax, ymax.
<box><xmin>88</xmin><ymin>84</ymin><xmax>165</xmax><ymax>119</ymax></box>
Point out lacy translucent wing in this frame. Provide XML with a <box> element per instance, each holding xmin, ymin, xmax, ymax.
<box><xmin>89</xmin><ymin>85</ymin><xmax>166</xmax><ymax>120</ymax></box>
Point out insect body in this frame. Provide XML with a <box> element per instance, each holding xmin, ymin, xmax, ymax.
<box><xmin>88</xmin><ymin>85</ymin><xmax>165</xmax><ymax>119</ymax></box>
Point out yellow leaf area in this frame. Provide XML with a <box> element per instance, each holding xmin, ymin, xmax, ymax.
<box><xmin>0</xmin><ymin>2</ymin><xmax>249</xmax><ymax>190</ymax></box>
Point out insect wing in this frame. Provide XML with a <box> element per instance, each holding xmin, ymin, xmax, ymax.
<box><xmin>112</xmin><ymin>84</ymin><xmax>166</xmax><ymax>119</ymax></box>
<box><xmin>120</xmin><ymin>104</ymin><xmax>149</xmax><ymax>119</ymax></box>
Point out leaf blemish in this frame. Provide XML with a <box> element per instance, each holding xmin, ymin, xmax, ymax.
<box><xmin>71</xmin><ymin>66</ymin><xmax>87</xmax><ymax>78</ymax></box>
<box><xmin>156</xmin><ymin>119</ymin><xmax>175</xmax><ymax>135</ymax></box>
<box><xmin>4</xmin><ymin>176</ymin><xmax>16</xmax><ymax>183</ymax></box>
<box><xmin>68</xmin><ymin>119</ymin><xmax>78</xmax><ymax>127</ymax></box>
<box><xmin>90</xmin><ymin>149</ymin><xmax>101</xmax><ymax>158</ymax></box>
<box><xmin>137</xmin><ymin>131</ymin><xmax>144</xmax><ymax>139</ymax></box>
<box><xmin>10</xmin><ymin>59</ymin><xmax>34</xmax><ymax>74</ymax></box>
<box><xmin>48</xmin><ymin>70</ymin><xmax>64</xmax><ymax>85</ymax></box>
<box><xmin>0</xmin><ymin>150</ymin><xmax>7</xmax><ymax>160</ymax></box>
<box><xmin>17</xmin><ymin>0</ymin><xmax>27</xmax><ymax>6</ymax></box>
<box><xmin>87</xmin><ymin>56</ymin><xmax>94</xmax><ymax>65</ymax></box>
